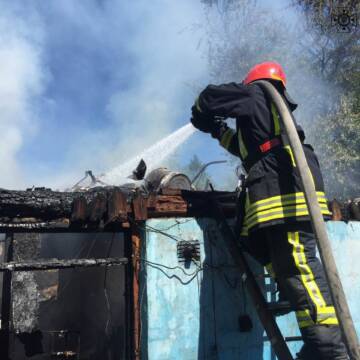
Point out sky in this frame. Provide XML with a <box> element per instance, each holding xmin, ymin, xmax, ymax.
<box><xmin>0</xmin><ymin>0</ymin><xmax>220</xmax><ymax>190</ymax></box>
<box><xmin>0</xmin><ymin>0</ymin><xmax>320</xmax><ymax>191</ymax></box>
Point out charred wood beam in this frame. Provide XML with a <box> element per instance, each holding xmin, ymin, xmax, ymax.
<box><xmin>0</xmin><ymin>234</ymin><xmax>13</xmax><ymax>360</ymax></box>
<box><xmin>0</xmin><ymin>257</ymin><xmax>128</xmax><ymax>272</ymax></box>
<box><xmin>0</xmin><ymin>188</ymin><xmax>82</xmax><ymax>219</ymax></box>
<box><xmin>0</xmin><ymin>187</ymin><xmax>357</xmax><ymax>232</ymax></box>
<box><xmin>144</xmin><ymin>189</ymin><xmax>237</xmax><ymax>218</ymax></box>
<box><xmin>0</xmin><ymin>188</ymin><xmax>237</xmax><ymax>232</ymax></box>
<box><xmin>130</xmin><ymin>224</ymin><xmax>142</xmax><ymax>360</ymax></box>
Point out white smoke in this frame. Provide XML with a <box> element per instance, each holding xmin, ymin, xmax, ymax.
<box><xmin>0</xmin><ymin>0</ymin><xmax>208</xmax><ymax>190</ymax></box>
<box><xmin>0</xmin><ymin>5</ymin><xmax>47</xmax><ymax>189</ymax></box>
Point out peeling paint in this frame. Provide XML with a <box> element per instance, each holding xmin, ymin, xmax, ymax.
<box><xmin>142</xmin><ymin>219</ymin><xmax>360</xmax><ymax>359</ymax></box>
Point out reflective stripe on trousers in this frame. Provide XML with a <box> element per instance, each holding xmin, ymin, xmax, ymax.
<box><xmin>242</xmin><ymin>226</ymin><xmax>339</xmax><ymax>329</ymax></box>
<box><xmin>287</xmin><ymin>231</ymin><xmax>339</xmax><ymax>328</ymax></box>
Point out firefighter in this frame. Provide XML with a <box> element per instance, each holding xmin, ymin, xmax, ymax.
<box><xmin>190</xmin><ymin>62</ymin><xmax>348</xmax><ymax>360</ymax></box>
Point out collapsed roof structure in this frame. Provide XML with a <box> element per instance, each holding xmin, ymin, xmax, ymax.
<box><xmin>0</xmin><ymin>169</ymin><xmax>359</xmax><ymax>359</ymax></box>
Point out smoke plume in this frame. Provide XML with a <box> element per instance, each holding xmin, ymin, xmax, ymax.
<box><xmin>0</xmin><ymin>0</ymin><xmax>208</xmax><ymax>189</ymax></box>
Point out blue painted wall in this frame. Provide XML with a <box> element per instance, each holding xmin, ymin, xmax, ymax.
<box><xmin>141</xmin><ymin>220</ymin><xmax>360</xmax><ymax>359</ymax></box>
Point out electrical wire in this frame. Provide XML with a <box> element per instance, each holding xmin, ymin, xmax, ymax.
<box><xmin>140</xmin><ymin>223</ymin><xmax>182</xmax><ymax>242</ymax></box>
<box><xmin>144</xmin><ymin>262</ymin><xmax>202</xmax><ymax>285</ymax></box>
<box><xmin>129</xmin><ymin>217</ymin><xmax>189</xmax><ymax>243</ymax></box>
<box><xmin>140</xmin><ymin>258</ymin><xmax>202</xmax><ymax>277</ymax></box>
<box><xmin>131</xmin><ymin>217</ymin><xmax>249</xmax><ymax>323</ymax></box>
<box><xmin>141</xmin><ymin>257</ymin><xmax>203</xmax><ymax>285</ymax></box>
<box><xmin>153</xmin><ymin>218</ymin><xmax>193</xmax><ymax>232</ymax></box>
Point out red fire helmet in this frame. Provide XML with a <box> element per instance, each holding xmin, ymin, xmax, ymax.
<box><xmin>243</xmin><ymin>61</ymin><xmax>286</xmax><ymax>87</ymax></box>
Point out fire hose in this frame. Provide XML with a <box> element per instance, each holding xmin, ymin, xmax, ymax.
<box><xmin>254</xmin><ymin>80</ymin><xmax>360</xmax><ymax>360</ymax></box>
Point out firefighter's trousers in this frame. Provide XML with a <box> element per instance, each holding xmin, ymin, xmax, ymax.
<box><xmin>243</xmin><ymin>223</ymin><xmax>348</xmax><ymax>360</ymax></box>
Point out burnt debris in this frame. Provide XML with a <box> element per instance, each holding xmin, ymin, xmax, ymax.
<box><xmin>0</xmin><ymin>187</ymin><xmax>237</xmax><ymax>232</ymax></box>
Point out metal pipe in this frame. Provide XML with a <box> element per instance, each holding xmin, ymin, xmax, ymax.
<box><xmin>190</xmin><ymin>160</ymin><xmax>227</xmax><ymax>185</ymax></box>
<box><xmin>255</xmin><ymin>80</ymin><xmax>360</xmax><ymax>359</ymax></box>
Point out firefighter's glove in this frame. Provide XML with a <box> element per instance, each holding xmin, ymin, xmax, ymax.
<box><xmin>190</xmin><ymin>105</ymin><xmax>215</xmax><ymax>133</ymax></box>
<box><xmin>210</xmin><ymin>118</ymin><xmax>229</xmax><ymax>139</ymax></box>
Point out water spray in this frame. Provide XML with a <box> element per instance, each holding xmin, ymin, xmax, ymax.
<box><xmin>100</xmin><ymin>123</ymin><xmax>196</xmax><ymax>186</ymax></box>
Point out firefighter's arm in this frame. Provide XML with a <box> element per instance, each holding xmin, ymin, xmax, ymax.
<box><xmin>218</xmin><ymin>127</ymin><xmax>241</xmax><ymax>157</ymax></box>
<box><xmin>196</xmin><ymin>82</ymin><xmax>252</xmax><ymax>118</ymax></box>
<box><xmin>193</xmin><ymin>82</ymin><xmax>250</xmax><ymax>157</ymax></box>
<box><xmin>190</xmin><ymin>107</ymin><xmax>239</xmax><ymax>156</ymax></box>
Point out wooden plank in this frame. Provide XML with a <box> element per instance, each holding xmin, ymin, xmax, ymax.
<box><xmin>130</xmin><ymin>224</ymin><xmax>142</xmax><ymax>360</ymax></box>
<box><xmin>132</xmin><ymin>195</ymin><xmax>148</xmax><ymax>221</ymax></box>
<box><xmin>107</xmin><ymin>189</ymin><xmax>129</xmax><ymax>223</ymax></box>
<box><xmin>71</xmin><ymin>196</ymin><xmax>87</xmax><ymax>223</ymax></box>
<box><xmin>329</xmin><ymin>200</ymin><xmax>343</xmax><ymax>221</ymax></box>
<box><xmin>154</xmin><ymin>195</ymin><xmax>188</xmax><ymax>214</ymax></box>
<box><xmin>0</xmin><ymin>188</ymin><xmax>239</xmax><ymax>231</ymax></box>
<box><xmin>88</xmin><ymin>193</ymin><xmax>107</xmax><ymax>223</ymax></box>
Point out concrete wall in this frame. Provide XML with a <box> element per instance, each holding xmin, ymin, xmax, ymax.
<box><xmin>141</xmin><ymin>220</ymin><xmax>360</xmax><ymax>360</ymax></box>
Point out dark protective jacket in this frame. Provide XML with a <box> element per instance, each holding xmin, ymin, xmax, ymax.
<box><xmin>196</xmin><ymin>82</ymin><xmax>331</xmax><ymax>235</ymax></box>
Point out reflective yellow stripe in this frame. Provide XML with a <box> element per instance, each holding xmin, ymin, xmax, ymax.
<box><xmin>298</xmin><ymin>320</ymin><xmax>315</xmax><ymax>328</ymax></box>
<box><xmin>240</xmin><ymin>192</ymin><xmax>250</xmax><ymax>236</ymax></box>
<box><xmin>317</xmin><ymin>306</ymin><xmax>337</xmax><ymax>315</ymax></box>
<box><xmin>316</xmin><ymin>305</ymin><xmax>339</xmax><ymax>325</ymax></box>
<box><xmin>297</xmin><ymin>317</ymin><xmax>339</xmax><ymax>327</ymax></box>
<box><xmin>296</xmin><ymin>309</ymin><xmax>312</xmax><ymax>318</ymax></box>
<box><xmin>271</xmin><ymin>103</ymin><xmax>281</xmax><ymax>136</ymax></box>
<box><xmin>247</xmin><ymin>191</ymin><xmax>327</xmax><ymax>209</ymax></box>
<box><xmin>240</xmin><ymin>226</ymin><xmax>249</xmax><ymax>237</ymax></box>
<box><xmin>296</xmin><ymin>307</ymin><xmax>339</xmax><ymax>328</ymax></box>
<box><xmin>195</xmin><ymin>97</ymin><xmax>202</xmax><ymax>112</ymax></box>
<box><xmin>246</xmin><ymin>202</ymin><xmax>329</xmax><ymax>225</ymax></box>
<box><xmin>308</xmin><ymin>168</ymin><xmax>316</xmax><ymax>188</ymax></box>
<box><xmin>265</xmin><ymin>263</ymin><xmax>276</xmax><ymax>278</ymax></box>
<box><xmin>296</xmin><ymin>306</ymin><xmax>337</xmax><ymax>318</ymax></box>
<box><xmin>237</xmin><ymin>128</ymin><xmax>248</xmax><ymax>160</ymax></box>
<box><xmin>243</xmin><ymin>192</ymin><xmax>330</xmax><ymax>230</ymax></box>
<box><xmin>284</xmin><ymin>145</ymin><xmax>296</xmax><ymax>167</ymax></box>
<box><xmin>246</xmin><ymin>205</ymin><xmax>331</xmax><ymax>230</ymax></box>
<box><xmin>288</xmin><ymin>232</ymin><xmax>327</xmax><ymax>309</ymax></box>
<box><xmin>319</xmin><ymin>318</ymin><xmax>339</xmax><ymax>325</ymax></box>
<box><xmin>246</xmin><ymin>192</ymin><xmax>328</xmax><ymax>220</ymax></box>
<box><xmin>296</xmin><ymin>309</ymin><xmax>314</xmax><ymax>328</ymax></box>
<box><xmin>220</xmin><ymin>128</ymin><xmax>236</xmax><ymax>150</ymax></box>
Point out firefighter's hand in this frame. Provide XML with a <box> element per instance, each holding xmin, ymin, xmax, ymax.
<box><xmin>210</xmin><ymin>119</ymin><xmax>229</xmax><ymax>139</ymax></box>
<box><xmin>190</xmin><ymin>105</ymin><xmax>215</xmax><ymax>133</ymax></box>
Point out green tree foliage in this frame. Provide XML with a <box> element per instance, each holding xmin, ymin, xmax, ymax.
<box><xmin>294</xmin><ymin>0</ymin><xmax>360</xmax><ymax>89</ymax></box>
<box><xmin>204</xmin><ymin>1</ymin><xmax>293</xmax><ymax>84</ymax></box>
<box><xmin>294</xmin><ymin>0</ymin><xmax>360</xmax><ymax>198</ymax></box>
<box><xmin>311</xmin><ymin>95</ymin><xmax>360</xmax><ymax>198</ymax></box>
<box><xmin>202</xmin><ymin>0</ymin><xmax>360</xmax><ymax>198</ymax></box>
